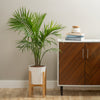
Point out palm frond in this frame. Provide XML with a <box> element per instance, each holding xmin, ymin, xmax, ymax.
<box><xmin>44</xmin><ymin>21</ymin><xmax>65</xmax><ymax>38</ymax></box>
<box><xmin>39</xmin><ymin>48</ymin><xmax>58</xmax><ymax>64</ymax></box>
<box><xmin>17</xmin><ymin>38</ymin><xmax>32</xmax><ymax>52</ymax></box>
<box><xmin>8</xmin><ymin>8</ymin><xmax>33</xmax><ymax>34</ymax></box>
<box><xmin>32</xmin><ymin>13</ymin><xmax>46</xmax><ymax>33</ymax></box>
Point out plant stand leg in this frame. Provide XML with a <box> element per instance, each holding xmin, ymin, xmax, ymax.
<box><xmin>60</xmin><ymin>86</ymin><xmax>63</xmax><ymax>96</ymax></box>
<box><xmin>43</xmin><ymin>72</ymin><xmax>45</xmax><ymax>97</ymax></box>
<box><xmin>29</xmin><ymin>71</ymin><xmax>32</xmax><ymax>97</ymax></box>
<box><xmin>29</xmin><ymin>86</ymin><xmax>32</xmax><ymax>97</ymax></box>
<box><xmin>32</xmin><ymin>87</ymin><xmax>33</xmax><ymax>96</ymax></box>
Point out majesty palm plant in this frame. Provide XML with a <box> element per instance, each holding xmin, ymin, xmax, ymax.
<box><xmin>8</xmin><ymin>8</ymin><xmax>64</xmax><ymax>66</ymax></box>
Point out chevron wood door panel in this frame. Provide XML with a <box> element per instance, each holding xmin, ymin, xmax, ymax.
<box><xmin>59</xmin><ymin>43</ymin><xmax>85</xmax><ymax>85</ymax></box>
<box><xmin>85</xmin><ymin>43</ymin><xmax>100</xmax><ymax>85</ymax></box>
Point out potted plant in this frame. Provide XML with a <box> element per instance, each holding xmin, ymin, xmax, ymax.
<box><xmin>8</xmin><ymin>8</ymin><xmax>64</xmax><ymax>86</ymax></box>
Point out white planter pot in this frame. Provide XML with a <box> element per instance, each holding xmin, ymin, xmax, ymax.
<box><xmin>29</xmin><ymin>65</ymin><xmax>46</xmax><ymax>85</ymax></box>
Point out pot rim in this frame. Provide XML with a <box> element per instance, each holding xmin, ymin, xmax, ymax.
<box><xmin>28</xmin><ymin>64</ymin><xmax>46</xmax><ymax>68</ymax></box>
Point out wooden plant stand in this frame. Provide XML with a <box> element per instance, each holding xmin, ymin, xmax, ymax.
<box><xmin>29</xmin><ymin>70</ymin><xmax>46</xmax><ymax>97</ymax></box>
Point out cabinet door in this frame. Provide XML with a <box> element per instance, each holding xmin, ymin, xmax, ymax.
<box><xmin>59</xmin><ymin>43</ymin><xmax>85</xmax><ymax>85</ymax></box>
<box><xmin>85</xmin><ymin>43</ymin><xmax>100</xmax><ymax>85</ymax></box>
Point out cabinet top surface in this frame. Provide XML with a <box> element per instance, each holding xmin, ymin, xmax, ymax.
<box><xmin>58</xmin><ymin>39</ymin><xmax>100</xmax><ymax>42</ymax></box>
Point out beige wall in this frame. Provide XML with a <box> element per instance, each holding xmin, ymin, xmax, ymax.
<box><xmin>0</xmin><ymin>0</ymin><xmax>100</xmax><ymax>80</ymax></box>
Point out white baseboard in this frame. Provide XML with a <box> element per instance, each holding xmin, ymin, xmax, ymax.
<box><xmin>0</xmin><ymin>80</ymin><xmax>100</xmax><ymax>90</ymax></box>
<box><xmin>0</xmin><ymin>80</ymin><xmax>57</xmax><ymax>89</ymax></box>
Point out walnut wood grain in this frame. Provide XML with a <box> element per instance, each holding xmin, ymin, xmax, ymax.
<box><xmin>85</xmin><ymin>43</ymin><xmax>100</xmax><ymax>85</ymax></box>
<box><xmin>59</xmin><ymin>42</ymin><xmax>85</xmax><ymax>85</ymax></box>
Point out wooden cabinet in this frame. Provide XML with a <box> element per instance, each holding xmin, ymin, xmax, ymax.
<box><xmin>58</xmin><ymin>42</ymin><xmax>100</xmax><ymax>85</ymax></box>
